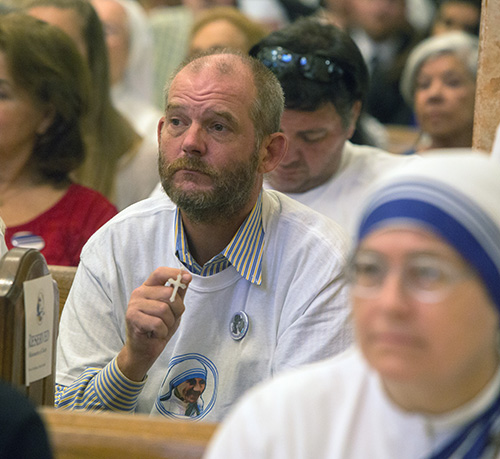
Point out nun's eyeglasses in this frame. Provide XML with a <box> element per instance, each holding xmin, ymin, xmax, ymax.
<box><xmin>252</xmin><ymin>46</ymin><xmax>344</xmax><ymax>84</ymax></box>
<box><xmin>346</xmin><ymin>251</ymin><xmax>474</xmax><ymax>304</ymax></box>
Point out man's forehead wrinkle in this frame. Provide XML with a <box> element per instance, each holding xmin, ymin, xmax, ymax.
<box><xmin>173</xmin><ymin>62</ymin><xmax>249</xmax><ymax>91</ymax></box>
<box><xmin>182</xmin><ymin>54</ymin><xmax>254</xmax><ymax>89</ymax></box>
<box><xmin>164</xmin><ymin>55</ymin><xmax>256</xmax><ymax>131</ymax></box>
<box><xmin>168</xmin><ymin>72</ymin><xmax>254</xmax><ymax>115</ymax></box>
<box><xmin>186</xmin><ymin>52</ymin><xmax>246</xmax><ymax>74</ymax></box>
<box><xmin>166</xmin><ymin>94</ymin><xmax>243</xmax><ymax>115</ymax></box>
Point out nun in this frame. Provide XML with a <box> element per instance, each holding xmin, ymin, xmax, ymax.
<box><xmin>205</xmin><ymin>151</ymin><xmax>500</xmax><ymax>459</ymax></box>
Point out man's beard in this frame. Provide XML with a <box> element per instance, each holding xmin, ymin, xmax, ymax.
<box><xmin>159</xmin><ymin>151</ymin><xmax>260</xmax><ymax>224</ymax></box>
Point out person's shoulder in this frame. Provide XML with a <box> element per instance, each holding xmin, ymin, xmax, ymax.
<box><xmin>0</xmin><ymin>382</ymin><xmax>53</xmax><ymax>458</ymax></box>
<box><xmin>66</xmin><ymin>183</ymin><xmax>107</xmax><ymax>199</ymax></box>
<box><xmin>344</xmin><ymin>141</ymin><xmax>420</xmax><ymax>171</ymax></box>
<box><xmin>66</xmin><ymin>184</ymin><xmax>116</xmax><ymax>209</ymax></box>
<box><xmin>346</xmin><ymin>141</ymin><xmax>413</xmax><ymax>160</ymax></box>
<box><xmin>111</xmin><ymin>195</ymin><xmax>176</xmax><ymax>224</ymax></box>
<box><xmin>0</xmin><ymin>381</ymin><xmax>44</xmax><ymax>428</ymax></box>
<box><xmin>51</xmin><ymin>185</ymin><xmax>117</xmax><ymax>224</ymax></box>
<box><xmin>263</xmin><ymin>189</ymin><xmax>343</xmax><ymax>225</ymax></box>
<box><xmin>271</xmin><ymin>347</ymin><xmax>363</xmax><ymax>390</ymax></box>
<box><xmin>206</xmin><ymin>350</ymin><xmax>364</xmax><ymax>459</ymax></box>
<box><xmin>262</xmin><ymin>189</ymin><xmax>348</xmax><ymax>247</ymax></box>
<box><xmin>82</xmin><ymin>195</ymin><xmax>176</xmax><ymax>247</ymax></box>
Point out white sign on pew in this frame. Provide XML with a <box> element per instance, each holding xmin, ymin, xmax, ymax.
<box><xmin>24</xmin><ymin>274</ymin><xmax>54</xmax><ymax>385</ymax></box>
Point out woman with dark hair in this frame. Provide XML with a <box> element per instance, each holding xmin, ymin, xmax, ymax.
<box><xmin>23</xmin><ymin>0</ymin><xmax>160</xmax><ymax>210</ymax></box>
<box><xmin>0</xmin><ymin>13</ymin><xmax>117</xmax><ymax>266</ymax></box>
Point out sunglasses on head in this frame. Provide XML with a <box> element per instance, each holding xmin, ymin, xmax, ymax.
<box><xmin>252</xmin><ymin>46</ymin><xmax>345</xmax><ymax>84</ymax></box>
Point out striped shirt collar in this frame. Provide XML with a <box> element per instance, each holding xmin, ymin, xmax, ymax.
<box><xmin>175</xmin><ymin>193</ymin><xmax>264</xmax><ymax>285</ymax></box>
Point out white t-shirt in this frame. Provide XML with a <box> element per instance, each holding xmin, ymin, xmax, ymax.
<box><xmin>265</xmin><ymin>141</ymin><xmax>416</xmax><ymax>236</ymax></box>
<box><xmin>57</xmin><ymin>190</ymin><xmax>353</xmax><ymax>421</ymax></box>
<box><xmin>205</xmin><ymin>347</ymin><xmax>500</xmax><ymax>458</ymax></box>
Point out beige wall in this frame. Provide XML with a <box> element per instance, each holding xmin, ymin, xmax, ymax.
<box><xmin>473</xmin><ymin>0</ymin><xmax>500</xmax><ymax>153</ymax></box>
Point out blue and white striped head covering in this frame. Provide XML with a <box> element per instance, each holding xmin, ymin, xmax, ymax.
<box><xmin>354</xmin><ymin>152</ymin><xmax>500</xmax><ymax>311</ymax></box>
<box><xmin>159</xmin><ymin>359</ymin><xmax>207</xmax><ymax>402</ymax></box>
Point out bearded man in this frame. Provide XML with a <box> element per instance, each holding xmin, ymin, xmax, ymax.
<box><xmin>55</xmin><ymin>50</ymin><xmax>352</xmax><ymax>422</ymax></box>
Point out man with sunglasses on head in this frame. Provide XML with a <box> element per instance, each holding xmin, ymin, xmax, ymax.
<box><xmin>250</xmin><ymin>17</ymin><xmax>416</xmax><ymax>236</ymax></box>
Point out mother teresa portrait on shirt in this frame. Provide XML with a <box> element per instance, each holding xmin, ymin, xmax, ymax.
<box><xmin>155</xmin><ymin>357</ymin><xmax>210</xmax><ymax>419</ymax></box>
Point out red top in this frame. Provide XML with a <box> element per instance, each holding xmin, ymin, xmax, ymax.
<box><xmin>5</xmin><ymin>184</ymin><xmax>118</xmax><ymax>266</ymax></box>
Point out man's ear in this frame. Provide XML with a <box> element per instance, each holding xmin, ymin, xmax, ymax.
<box><xmin>257</xmin><ymin>132</ymin><xmax>288</xmax><ymax>174</ymax></box>
<box><xmin>36</xmin><ymin>105</ymin><xmax>56</xmax><ymax>136</ymax></box>
<box><xmin>346</xmin><ymin>100</ymin><xmax>362</xmax><ymax>140</ymax></box>
<box><xmin>157</xmin><ymin>116</ymin><xmax>165</xmax><ymax>144</ymax></box>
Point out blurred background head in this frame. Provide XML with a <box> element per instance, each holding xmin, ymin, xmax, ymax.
<box><xmin>400</xmin><ymin>31</ymin><xmax>478</xmax><ymax>151</ymax></box>
<box><xmin>431</xmin><ymin>0</ymin><xmax>481</xmax><ymax>36</ymax></box>
<box><xmin>349</xmin><ymin>0</ymin><xmax>408</xmax><ymax>42</ymax></box>
<box><xmin>250</xmin><ymin>17</ymin><xmax>372</xmax><ymax>193</ymax></box>
<box><xmin>188</xmin><ymin>6</ymin><xmax>268</xmax><ymax>56</ymax></box>
<box><xmin>91</xmin><ymin>0</ymin><xmax>155</xmax><ymax>101</ymax></box>
<box><xmin>0</xmin><ymin>12</ymin><xmax>90</xmax><ymax>185</ymax></box>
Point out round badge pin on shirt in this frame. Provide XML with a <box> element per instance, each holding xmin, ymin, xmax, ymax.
<box><xmin>229</xmin><ymin>311</ymin><xmax>249</xmax><ymax>341</ymax></box>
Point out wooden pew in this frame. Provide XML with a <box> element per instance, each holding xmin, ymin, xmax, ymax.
<box><xmin>0</xmin><ymin>247</ymin><xmax>59</xmax><ymax>406</ymax></box>
<box><xmin>48</xmin><ymin>265</ymin><xmax>77</xmax><ymax>319</ymax></box>
<box><xmin>39</xmin><ymin>407</ymin><xmax>218</xmax><ymax>459</ymax></box>
<box><xmin>41</xmin><ymin>266</ymin><xmax>217</xmax><ymax>458</ymax></box>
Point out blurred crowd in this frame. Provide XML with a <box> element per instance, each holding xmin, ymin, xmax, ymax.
<box><xmin>0</xmin><ymin>0</ymin><xmax>483</xmax><ymax>267</ymax></box>
<box><xmin>1</xmin><ymin>2</ymin><xmax>497</xmax><ymax>457</ymax></box>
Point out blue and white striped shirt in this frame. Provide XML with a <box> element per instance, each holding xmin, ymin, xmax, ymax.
<box><xmin>175</xmin><ymin>193</ymin><xmax>264</xmax><ymax>284</ymax></box>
